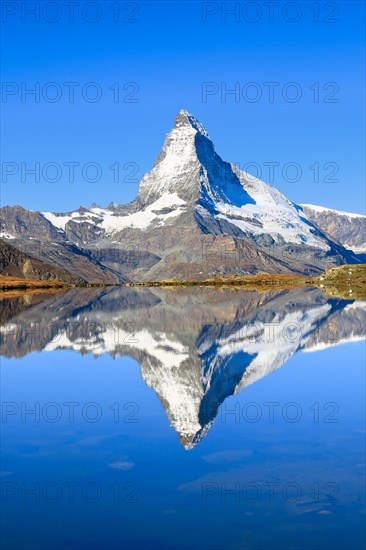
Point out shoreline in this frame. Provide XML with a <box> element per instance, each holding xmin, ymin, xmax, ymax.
<box><xmin>1</xmin><ymin>264</ymin><xmax>365</xmax><ymax>300</ymax></box>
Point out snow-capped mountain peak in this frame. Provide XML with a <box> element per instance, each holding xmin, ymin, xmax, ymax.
<box><xmin>174</xmin><ymin>109</ymin><xmax>210</xmax><ymax>138</ymax></box>
<box><xmin>0</xmin><ymin>111</ymin><xmax>359</xmax><ymax>281</ymax></box>
<box><xmin>37</xmin><ymin>111</ymin><xmax>363</xmax><ymax>266</ymax></box>
<box><xmin>137</xmin><ymin>111</ymin><xmax>207</xmax><ymax>203</ymax></box>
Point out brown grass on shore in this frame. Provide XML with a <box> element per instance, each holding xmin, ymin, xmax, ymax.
<box><xmin>0</xmin><ymin>275</ymin><xmax>72</xmax><ymax>291</ymax></box>
<box><xmin>127</xmin><ymin>272</ymin><xmax>310</xmax><ymax>289</ymax></box>
<box><xmin>126</xmin><ymin>265</ymin><xmax>366</xmax><ymax>299</ymax></box>
<box><xmin>1</xmin><ymin>265</ymin><xmax>365</xmax><ymax>300</ymax></box>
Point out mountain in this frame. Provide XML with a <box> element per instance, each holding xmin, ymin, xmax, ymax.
<box><xmin>0</xmin><ymin>207</ymin><xmax>127</xmax><ymax>284</ymax></box>
<box><xmin>0</xmin><ymin>239</ymin><xmax>86</xmax><ymax>285</ymax></box>
<box><xmin>1</xmin><ymin>285</ymin><xmax>364</xmax><ymax>448</ymax></box>
<box><xmin>300</xmin><ymin>204</ymin><xmax>366</xmax><ymax>254</ymax></box>
<box><xmin>0</xmin><ymin>110</ymin><xmax>363</xmax><ymax>281</ymax></box>
<box><xmin>2</xmin><ymin>286</ymin><xmax>365</xmax><ymax>447</ymax></box>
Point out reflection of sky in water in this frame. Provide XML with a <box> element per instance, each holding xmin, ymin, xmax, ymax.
<box><xmin>0</xmin><ymin>288</ymin><xmax>365</xmax><ymax>550</ymax></box>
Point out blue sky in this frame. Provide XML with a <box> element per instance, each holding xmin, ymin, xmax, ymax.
<box><xmin>1</xmin><ymin>0</ymin><xmax>365</xmax><ymax>213</ymax></box>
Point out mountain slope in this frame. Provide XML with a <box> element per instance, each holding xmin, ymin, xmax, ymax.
<box><xmin>0</xmin><ymin>239</ymin><xmax>86</xmax><ymax>285</ymax></box>
<box><xmin>0</xmin><ymin>110</ymin><xmax>361</xmax><ymax>281</ymax></box>
<box><xmin>300</xmin><ymin>204</ymin><xmax>366</xmax><ymax>254</ymax></box>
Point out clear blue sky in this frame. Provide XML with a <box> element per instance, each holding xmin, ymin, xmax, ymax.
<box><xmin>1</xmin><ymin>0</ymin><xmax>365</xmax><ymax>214</ymax></box>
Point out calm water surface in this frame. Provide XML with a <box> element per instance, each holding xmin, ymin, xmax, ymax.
<box><xmin>1</xmin><ymin>287</ymin><xmax>365</xmax><ymax>550</ymax></box>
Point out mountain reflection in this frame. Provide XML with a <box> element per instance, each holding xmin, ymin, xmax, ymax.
<box><xmin>0</xmin><ymin>287</ymin><xmax>365</xmax><ymax>448</ymax></box>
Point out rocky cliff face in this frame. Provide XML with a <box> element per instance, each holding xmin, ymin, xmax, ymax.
<box><xmin>300</xmin><ymin>204</ymin><xmax>366</xmax><ymax>254</ymax></box>
<box><xmin>0</xmin><ymin>111</ymin><xmax>362</xmax><ymax>281</ymax></box>
<box><xmin>0</xmin><ymin>205</ymin><xmax>64</xmax><ymax>241</ymax></box>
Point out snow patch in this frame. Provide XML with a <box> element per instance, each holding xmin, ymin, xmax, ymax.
<box><xmin>207</xmin><ymin>166</ymin><xmax>331</xmax><ymax>249</ymax></box>
<box><xmin>42</xmin><ymin>193</ymin><xmax>187</xmax><ymax>235</ymax></box>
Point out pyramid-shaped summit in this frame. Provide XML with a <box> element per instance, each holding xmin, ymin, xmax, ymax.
<box><xmin>136</xmin><ymin>109</ymin><xmax>211</xmax><ymax>203</ymax></box>
<box><xmin>173</xmin><ymin>109</ymin><xmax>210</xmax><ymax>137</ymax></box>
<box><xmin>0</xmin><ymin>111</ymin><xmax>359</xmax><ymax>283</ymax></box>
